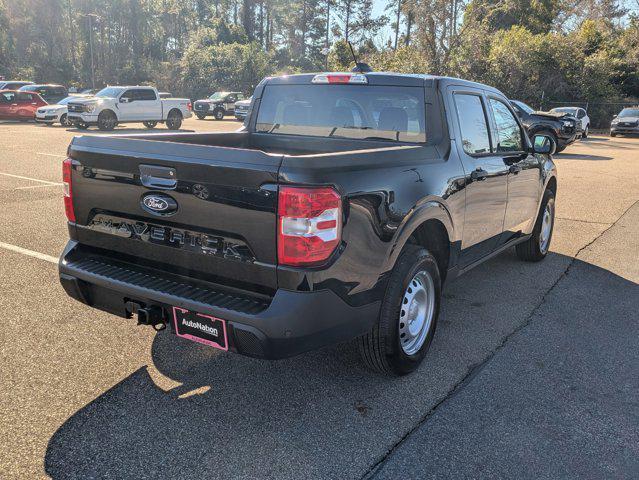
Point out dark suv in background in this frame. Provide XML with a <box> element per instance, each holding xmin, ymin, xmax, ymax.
<box><xmin>510</xmin><ymin>100</ymin><xmax>580</xmax><ymax>152</ymax></box>
<box><xmin>193</xmin><ymin>91</ymin><xmax>245</xmax><ymax>120</ymax></box>
<box><xmin>19</xmin><ymin>84</ymin><xmax>68</xmax><ymax>104</ymax></box>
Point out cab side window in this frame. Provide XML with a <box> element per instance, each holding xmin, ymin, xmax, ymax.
<box><xmin>137</xmin><ymin>89</ymin><xmax>157</xmax><ymax>101</ymax></box>
<box><xmin>488</xmin><ymin>98</ymin><xmax>523</xmax><ymax>153</ymax></box>
<box><xmin>121</xmin><ymin>90</ymin><xmax>135</xmax><ymax>102</ymax></box>
<box><xmin>454</xmin><ymin>94</ymin><xmax>491</xmax><ymax>155</ymax></box>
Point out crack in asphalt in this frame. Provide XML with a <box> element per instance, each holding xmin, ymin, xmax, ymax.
<box><xmin>556</xmin><ymin>216</ymin><xmax>612</xmax><ymax>226</ymax></box>
<box><xmin>361</xmin><ymin>199</ymin><xmax>639</xmax><ymax>480</ymax></box>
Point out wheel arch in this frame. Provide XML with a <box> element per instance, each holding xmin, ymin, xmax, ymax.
<box><xmin>383</xmin><ymin>200</ymin><xmax>456</xmax><ymax>281</ymax></box>
<box><xmin>99</xmin><ymin>108</ymin><xmax>118</xmax><ymax>120</ymax></box>
<box><xmin>167</xmin><ymin>107</ymin><xmax>183</xmax><ymax>118</ymax></box>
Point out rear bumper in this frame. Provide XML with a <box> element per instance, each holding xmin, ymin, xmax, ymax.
<box><xmin>59</xmin><ymin>241</ymin><xmax>380</xmax><ymax>359</ymax></box>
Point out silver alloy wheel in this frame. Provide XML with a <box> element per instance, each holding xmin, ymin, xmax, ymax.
<box><xmin>399</xmin><ymin>270</ymin><xmax>435</xmax><ymax>355</ymax></box>
<box><xmin>539</xmin><ymin>202</ymin><xmax>553</xmax><ymax>254</ymax></box>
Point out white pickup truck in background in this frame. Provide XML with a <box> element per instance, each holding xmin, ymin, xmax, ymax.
<box><xmin>67</xmin><ymin>86</ymin><xmax>192</xmax><ymax>131</ymax></box>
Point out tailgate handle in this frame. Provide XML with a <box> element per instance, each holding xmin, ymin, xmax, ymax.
<box><xmin>139</xmin><ymin>164</ymin><xmax>177</xmax><ymax>190</ymax></box>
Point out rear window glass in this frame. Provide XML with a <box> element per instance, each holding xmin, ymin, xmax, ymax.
<box><xmin>256</xmin><ymin>84</ymin><xmax>426</xmax><ymax>142</ymax></box>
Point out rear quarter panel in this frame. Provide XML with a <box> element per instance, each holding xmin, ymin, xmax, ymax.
<box><xmin>277</xmin><ymin>143</ymin><xmax>465</xmax><ymax>307</ymax></box>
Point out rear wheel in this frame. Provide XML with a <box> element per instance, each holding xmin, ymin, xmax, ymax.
<box><xmin>143</xmin><ymin>121</ymin><xmax>158</xmax><ymax>129</ymax></box>
<box><xmin>359</xmin><ymin>245</ymin><xmax>441</xmax><ymax>375</ymax></box>
<box><xmin>213</xmin><ymin>108</ymin><xmax>225</xmax><ymax>120</ymax></box>
<box><xmin>166</xmin><ymin>110</ymin><xmax>182</xmax><ymax>130</ymax></box>
<box><xmin>516</xmin><ymin>188</ymin><xmax>555</xmax><ymax>262</ymax></box>
<box><xmin>60</xmin><ymin>113</ymin><xmax>69</xmax><ymax>127</ymax></box>
<box><xmin>610</xmin><ymin>132</ymin><xmax>617</xmax><ymax>137</ymax></box>
<box><xmin>582</xmin><ymin>125</ymin><xmax>589</xmax><ymax>138</ymax></box>
<box><xmin>97</xmin><ymin>110</ymin><xmax>117</xmax><ymax>131</ymax></box>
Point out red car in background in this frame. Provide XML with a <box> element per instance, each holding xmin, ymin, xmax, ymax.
<box><xmin>0</xmin><ymin>90</ymin><xmax>47</xmax><ymax>121</ymax></box>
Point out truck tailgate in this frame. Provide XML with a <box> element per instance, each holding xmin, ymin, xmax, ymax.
<box><xmin>68</xmin><ymin>135</ymin><xmax>282</xmax><ymax>292</ymax></box>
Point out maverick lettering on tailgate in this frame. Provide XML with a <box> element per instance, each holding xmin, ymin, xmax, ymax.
<box><xmin>88</xmin><ymin>214</ymin><xmax>254</xmax><ymax>262</ymax></box>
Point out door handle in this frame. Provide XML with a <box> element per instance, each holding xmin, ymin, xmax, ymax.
<box><xmin>509</xmin><ymin>164</ymin><xmax>522</xmax><ymax>174</ymax></box>
<box><xmin>470</xmin><ymin>168</ymin><xmax>488</xmax><ymax>181</ymax></box>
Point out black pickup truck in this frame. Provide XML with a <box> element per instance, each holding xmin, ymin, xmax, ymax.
<box><xmin>59</xmin><ymin>72</ymin><xmax>557</xmax><ymax>375</ymax></box>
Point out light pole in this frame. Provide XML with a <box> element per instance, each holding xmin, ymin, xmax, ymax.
<box><xmin>80</xmin><ymin>13</ymin><xmax>100</xmax><ymax>90</ymax></box>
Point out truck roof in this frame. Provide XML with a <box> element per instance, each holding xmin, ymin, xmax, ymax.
<box><xmin>264</xmin><ymin>72</ymin><xmax>503</xmax><ymax>95</ymax></box>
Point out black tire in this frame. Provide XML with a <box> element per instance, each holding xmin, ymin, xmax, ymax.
<box><xmin>60</xmin><ymin>113</ymin><xmax>69</xmax><ymax>127</ymax></box>
<box><xmin>97</xmin><ymin>110</ymin><xmax>117</xmax><ymax>131</ymax></box>
<box><xmin>213</xmin><ymin>108</ymin><xmax>225</xmax><ymax>120</ymax></box>
<box><xmin>516</xmin><ymin>188</ymin><xmax>555</xmax><ymax>262</ymax></box>
<box><xmin>143</xmin><ymin>121</ymin><xmax>158</xmax><ymax>129</ymax></box>
<box><xmin>555</xmin><ymin>144</ymin><xmax>567</xmax><ymax>153</ymax></box>
<box><xmin>359</xmin><ymin>245</ymin><xmax>441</xmax><ymax>375</ymax></box>
<box><xmin>74</xmin><ymin>121</ymin><xmax>89</xmax><ymax>130</ymax></box>
<box><xmin>166</xmin><ymin>110</ymin><xmax>182</xmax><ymax>130</ymax></box>
<box><xmin>196</xmin><ymin>113</ymin><xmax>206</xmax><ymax>120</ymax></box>
<box><xmin>610</xmin><ymin>132</ymin><xmax>617</xmax><ymax>137</ymax></box>
<box><xmin>582</xmin><ymin>125</ymin><xmax>589</xmax><ymax>138</ymax></box>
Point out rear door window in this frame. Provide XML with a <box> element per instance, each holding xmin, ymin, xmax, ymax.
<box><xmin>0</xmin><ymin>92</ymin><xmax>15</xmax><ymax>103</ymax></box>
<box><xmin>453</xmin><ymin>94</ymin><xmax>491</xmax><ymax>155</ymax></box>
<box><xmin>256</xmin><ymin>84</ymin><xmax>426</xmax><ymax>142</ymax></box>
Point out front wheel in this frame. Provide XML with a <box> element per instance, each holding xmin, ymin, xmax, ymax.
<box><xmin>213</xmin><ymin>108</ymin><xmax>225</xmax><ymax>120</ymax></box>
<box><xmin>143</xmin><ymin>121</ymin><xmax>158</xmax><ymax>129</ymax></box>
<box><xmin>582</xmin><ymin>125</ymin><xmax>589</xmax><ymax>138</ymax></box>
<box><xmin>516</xmin><ymin>188</ymin><xmax>555</xmax><ymax>262</ymax></box>
<box><xmin>60</xmin><ymin>113</ymin><xmax>69</xmax><ymax>127</ymax></box>
<box><xmin>97</xmin><ymin>110</ymin><xmax>117</xmax><ymax>131</ymax></box>
<box><xmin>359</xmin><ymin>245</ymin><xmax>441</xmax><ymax>375</ymax></box>
<box><xmin>166</xmin><ymin>110</ymin><xmax>182</xmax><ymax>130</ymax></box>
<box><xmin>610</xmin><ymin>132</ymin><xmax>617</xmax><ymax>137</ymax></box>
<box><xmin>196</xmin><ymin>113</ymin><xmax>206</xmax><ymax>120</ymax></box>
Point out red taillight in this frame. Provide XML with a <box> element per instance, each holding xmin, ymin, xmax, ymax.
<box><xmin>277</xmin><ymin>186</ymin><xmax>342</xmax><ymax>267</ymax></box>
<box><xmin>63</xmin><ymin>158</ymin><xmax>75</xmax><ymax>222</ymax></box>
<box><xmin>187</xmin><ymin>102</ymin><xmax>192</xmax><ymax>111</ymax></box>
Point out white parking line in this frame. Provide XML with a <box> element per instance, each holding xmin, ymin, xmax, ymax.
<box><xmin>0</xmin><ymin>172</ymin><xmax>62</xmax><ymax>186</ymax></box>
<box><xmin>0</xmin><ymin>241</ymin><xmax>58</xmax><ymax>264</ymax></box>
<box><xmin>14</xmin><ymin>184</ymin><xmax>62</xmax><ymax>190</ymax></box>
<box><xmin>37</xmin><ymin>152</ymin><xmax>66</xmax><ymax>158</ymax></box>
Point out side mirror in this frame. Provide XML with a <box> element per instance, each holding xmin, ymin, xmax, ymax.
<box><xmin>532</xmin><ymin>134</ymin><xmax>556</xmax><ymax>155</ymax></box>
<box><xmin>120</xmin><ymin>97</ymin><xmax>131</xmax><ymax>103</ymax></box>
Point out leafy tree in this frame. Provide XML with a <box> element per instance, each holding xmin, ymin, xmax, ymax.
<box><xmin>464</xmin><ymin>0</ymin><xmax>561</xmax><ymax>34</ymax></box>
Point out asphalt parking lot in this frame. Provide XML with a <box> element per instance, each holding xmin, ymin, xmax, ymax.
<box><xmin>1</xmin><ymin>119</ymin><xmax>638</xmax><ymax>479</ymax></box>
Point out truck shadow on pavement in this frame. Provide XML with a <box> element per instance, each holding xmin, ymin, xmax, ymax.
<box><xmin>554</xmin><ymin>153</ymin><xmax>613</xmax><ymax>161</ymax></box>
<box><xmin>43</xmin><ymin>251</ymin><xmax>638</xmax><ymax>479</ymax></box>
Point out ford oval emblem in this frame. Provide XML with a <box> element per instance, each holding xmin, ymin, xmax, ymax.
<box><xmin>141</xmin><ymin>193</ymin><xmax>178</xmax><ymax>216</ymax></box>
